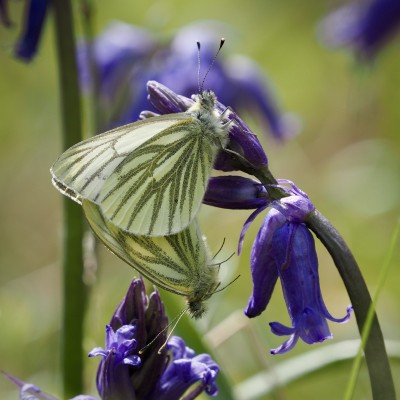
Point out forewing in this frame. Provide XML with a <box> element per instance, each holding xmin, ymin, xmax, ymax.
<box><xmin>50</xmin><ymin>117</ymin><xmax>186</xmax><ymax>204</ymax></box>
<box><xmin>99</xmin><ymin>119</ymin><xmax>217</xmax><ymax>236</ymax></box>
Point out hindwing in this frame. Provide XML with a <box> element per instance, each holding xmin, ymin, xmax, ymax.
<box><xmin>82</xmin><ymin>199</ymin><xmax>218</xmax><ymax>298</ymax></box>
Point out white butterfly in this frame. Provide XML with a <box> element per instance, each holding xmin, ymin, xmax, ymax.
<box><xmin>82</xmin><ymin>199</ymin><xmax>220</xmax><ymax>318</ymax></box>
<box><xmin>51</xmin><ymin>91</ymin><xmax>229</xmax><ymax>236</ymax></box>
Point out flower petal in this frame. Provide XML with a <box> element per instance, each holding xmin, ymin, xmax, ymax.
<box><xmin>203</xmin><ymin>176</ymin><xmax>269</xmax><ymax>210</ymax></box>
<box><xmin>14</xmin><ymin>0</ymin><xmax>49</xmax><ymax>62</ymax></box>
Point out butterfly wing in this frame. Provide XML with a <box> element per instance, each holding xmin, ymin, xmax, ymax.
<box><xmin>82</xmin><ymin>199</ymin><xmax>215</xmax><ymax>297</ymax></box>
<box><xmin>50</xmin><ymin>115</ymin><xmax>189</xmax><ymax>204</ymax></box>
<box><xmin>99</xmin><ymin>118</ymin><xmax>219</xmax><ymax>236</ymax></box>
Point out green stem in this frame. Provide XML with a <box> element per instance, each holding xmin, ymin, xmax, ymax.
<box><xmin>52</xmin><ymin>0</ymin><xmax>86</xmax><ymax>397</ymax></box>
<box><xmin>235</xmin><ymin>158</ymin><xmax>395</xmax><ymax>399</ymax></box>
<box><xmin>307</xmin><ymin>211</ymin><xmax>396</xmax><ymax>400</ymax></box>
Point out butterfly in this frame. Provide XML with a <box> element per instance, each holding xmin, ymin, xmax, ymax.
<box><xmin>50</xmin><ymin>90</ymin><xmax>230</xmax><ymax>236</ymax></box>
<box><xmin>82</xmin><ymin>199</ymin><xmax>220</xmax><ymax>318</ymax></box>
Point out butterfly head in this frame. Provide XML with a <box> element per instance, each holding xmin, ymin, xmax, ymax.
<box><xmin>188</xmin><ymin>300</ymin><xmax>208</xmax><ymax>319</ymax></box>
<box><xmin>187</xmin><ymin>268</ymin><xmax>220</xmax><ymax>319</ymax></box>
<box><xmin>189</xmin><ymin>90</ymin><xmax>217</xmax><ymax>115</ymax></box>
<box><xmin>199</xmin><ymin>90</ymin><xmax>217</xmax><ymax>110</ymax></box>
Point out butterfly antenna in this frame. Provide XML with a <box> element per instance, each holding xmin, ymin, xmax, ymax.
<box><xmin>212</xmin><ymin>274</ymin><xmax>241</xmax><ymax>295</ymax></box>
<box><xmin>211</xmin><ymin>237</ymin><xmax>226</xmax><ymax>261</ymax></box>
<box><xmin>157</xmin><ymin>307</ymin><xmax>189</xmax><ymax>354</ymax></box>
<box><xmin>197</xmin><ymin>41</ymin><xmax>202</xmax><ymax>94</ymax></box>
<box><xmin>138</xmin><ymin>306</ymin><xmax>189</xmax><ymax>355</ymax></box>
<box><xmin>199</xmin><ymin>38</ymin><xmax>225</xmax><ymax>92</ymax></box>
<box><xmin>209</xmin><ymin>251</ymin><xmax>235</xmax><ymax>268</ymax></box>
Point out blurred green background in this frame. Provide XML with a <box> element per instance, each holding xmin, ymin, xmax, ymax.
<box><xmin>0</xmin><ymin>0</ymin><xmax>399</xmax><ymax>399</ymax></box>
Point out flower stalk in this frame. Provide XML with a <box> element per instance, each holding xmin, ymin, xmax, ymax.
<box><xmin>307</xmin><ymin>211</ymin><xmax>396</xmax><ymax>400</ymax></box>
<box><xmin>237</xmin><ymin>158</ymin><xmax>395</xmax><ymax>399</ymax></box>
<box><xmin>52</xmin><ymin>0</ymin><xmax>86</xmax><ymax>397</ymax></box>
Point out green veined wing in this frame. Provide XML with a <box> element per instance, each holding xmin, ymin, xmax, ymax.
<box><xmin>50</xmin><ymin>115</ymin><xmax>189</xmax><ymax>205</ymax></box>
<box><xmin>82</xmin><ymin>199</ymin><xmax>220</xmax><ymax>318</ymax></box>
<box><xmin>51</xmin><ymin>91</ymin><xmax>229</xmax><ymax>237</ymax></box>
<box><xmin>99</xmin><ymin>117</ymin><xmax>221</xmax><ymax>236</ymax></box>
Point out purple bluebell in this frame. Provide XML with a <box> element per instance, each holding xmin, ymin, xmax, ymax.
<box><xmin>4</xmin><ymin>278</ymin><xmax>219</xmax><ymax>399</ymax></box>
<box><xmin>14</xmin><ymin>0</ymin><xmax>49</xmax><ymax>62</ymax></box>
<box><xmin>319</xmin><ymin>0</ymin><xmax>400</xmax><ymax>59</ymax></box>
<box><xmin>0</xmin><ymin>0</ymin><xmax>12</xmax><ymax>27</ymax></box>
<box><xmin>76</xmin><ymin>22</ymin><xmax>156</xmax><ymax>128</ymax></box>
<box><xmin>149</xmin><ymin>336</ymin><xmax>219</xmax><ymax>399</ymax></box>
<box><xmin>77</xmin><ymin>20</ymin><xmax>298</xmax><ymax>139</ymax></box>
<box><xmin>158</xmin><ymin>20</ymin><xmax>299</xmax><ymax>141</ymax></box>
<box><xmin>203</xmin><ymin>176</ymin><xmax>269</xmax><ymax>210</ymax></box>
<box><xmin>241</xmin><ymin>183</ymin><xmax>352</xmax><ymax>354</ymax></box>
<box><xmin>90</xmin><ymin>277</ymin><xmax>220</xmax><ymax>399</ymax></box>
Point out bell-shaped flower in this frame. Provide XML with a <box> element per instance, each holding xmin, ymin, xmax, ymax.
<box><xmin>242</xmin><ymin>183</ymin><xmax>352</xmax><ymax>354</ymax></box>
<box><xmin>3</xmin><ymin>277</ymin><xmax>220</xmax><ymax>399</ymax></box>
<box><xmin>203</xmin><ymin>176</ymin><xmax>269</xmax><ymax>210</ymax></box>
<box><xmin>76</xmin><ymin>20</ymin><xmax>298</xmax><ymax>140</ymax></box>
<box><xmin>14</xmin><ymin>0</ymin><xmax>49</xmax><ymax>61</ymax></box>
<box><xmin>90</xmin><ymin>277</ymin><xmax>220</xmax><ymax>399</ymax></box>
<box><xmin>150</xmin><ymin>336</ymin><xmax>220</xmax><ymax>399</ymax></box>
<box><xmin>318</xmin><ymin>0</ymin><xmax>400</xmax><ymax>59</ymax></box>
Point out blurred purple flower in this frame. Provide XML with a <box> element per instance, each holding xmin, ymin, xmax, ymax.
<box><xmin>77</xmin><ymin>22</ymin><xmax>157</xmax><ymax>128</ymax></box>
<box><xmin>14</xmin><ymin>0</ymin><xmax>49</xmax><ymax>61</ymax></box>
<box><xmin>319</xmin><ymin>0</ymin><xmax>400</xmax><ymax>59</ymax></box>
<box><xmin>240</xmin><ymin>183</ymin><xmax>352</xmax><ymax>354</ymax></box>
<box><xmin>78</xmin><ymin>20</ymin><xmax>299</xmax><ymax>139</ymax></box>
<box><xmin>90</xmin><ymin>277</ymin><xmax>220</xmax><ymax>399</ymax></box>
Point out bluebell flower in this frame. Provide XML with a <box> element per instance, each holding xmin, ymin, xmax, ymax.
<box><xmin>150</xmin><ymin>336</ymin><xmax>219</xmax><ymax>399</ymax></box>
<box><xmin>203</xmin><ymin>176</ymin><xmax>269</xmax><ymax>210</ymax></box>
<box><xmin>76</xmin><ymin>22</ymin><xmax>157</xmax><ymax>129</ymax></box>
<box><xmin>3</xmin><ymin>277</ymin><xmax>220</xmax><ymax>399</ymax></box>
<box><xmin>240</xmin><ymin>183</ymin><xmax>352</xmax><ymax>354</ymax></box>
<box><xmin>319</xmin><ymin>0</ymin><xmax>400</xmax><ymax>59</ymax></box>
<box><xmin>77</xmin><ymin>20</ymin><xmax>299</xmax><ymax>139</ymax></box>
<box><xmin>90</xmin><ymin>277</ymin><xmax>220</xmax><ymax>399</ymax></box>
<box><xmin>89</xmin><ymin>325</ymin><xmax>142</xmax><ymax>399</ymax></box>
<box><xmin>14</xmin><ymin>0</ymin><xmax>50</xmax><ymax>61</ymax></box>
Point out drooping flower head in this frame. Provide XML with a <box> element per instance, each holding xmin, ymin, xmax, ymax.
<box><xmin>206</xmin><ymin>179</ymin><xmax>352</xmax><ymax>354</ymax></box>
<box><xmin>0</xmin><ymin>0</ymin><xmax>50</xmax><ymax>60</ymax></box>
<box><xmin>319</xmin><ymin>0</ymin><xmax>400</xmax><ymax>59</ymax></box>
<box><xmin>77</xmin><ymin>20</ymin><xmax>299</xmax><ymax>139</ymax></box>
<box><xmin>239</xmin><ymin>182</ymin><xmax>352</xmax><ymax>354</ymax></box>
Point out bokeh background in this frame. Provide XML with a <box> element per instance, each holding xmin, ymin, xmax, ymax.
<box><xmin>0</xmin><ymin>0</ymin><xmax>399</xmax><ymax>399</ymax></box>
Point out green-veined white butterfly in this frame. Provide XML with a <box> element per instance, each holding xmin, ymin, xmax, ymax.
<box><xmin>82</xmin><ymin>199</ymin><xmax>220</xmax><ymax>318</ymax></box>
<box><xmin>50</xmin><ymin>90</ymin><xmax>230</xmax><ymax>236</ymax></box>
